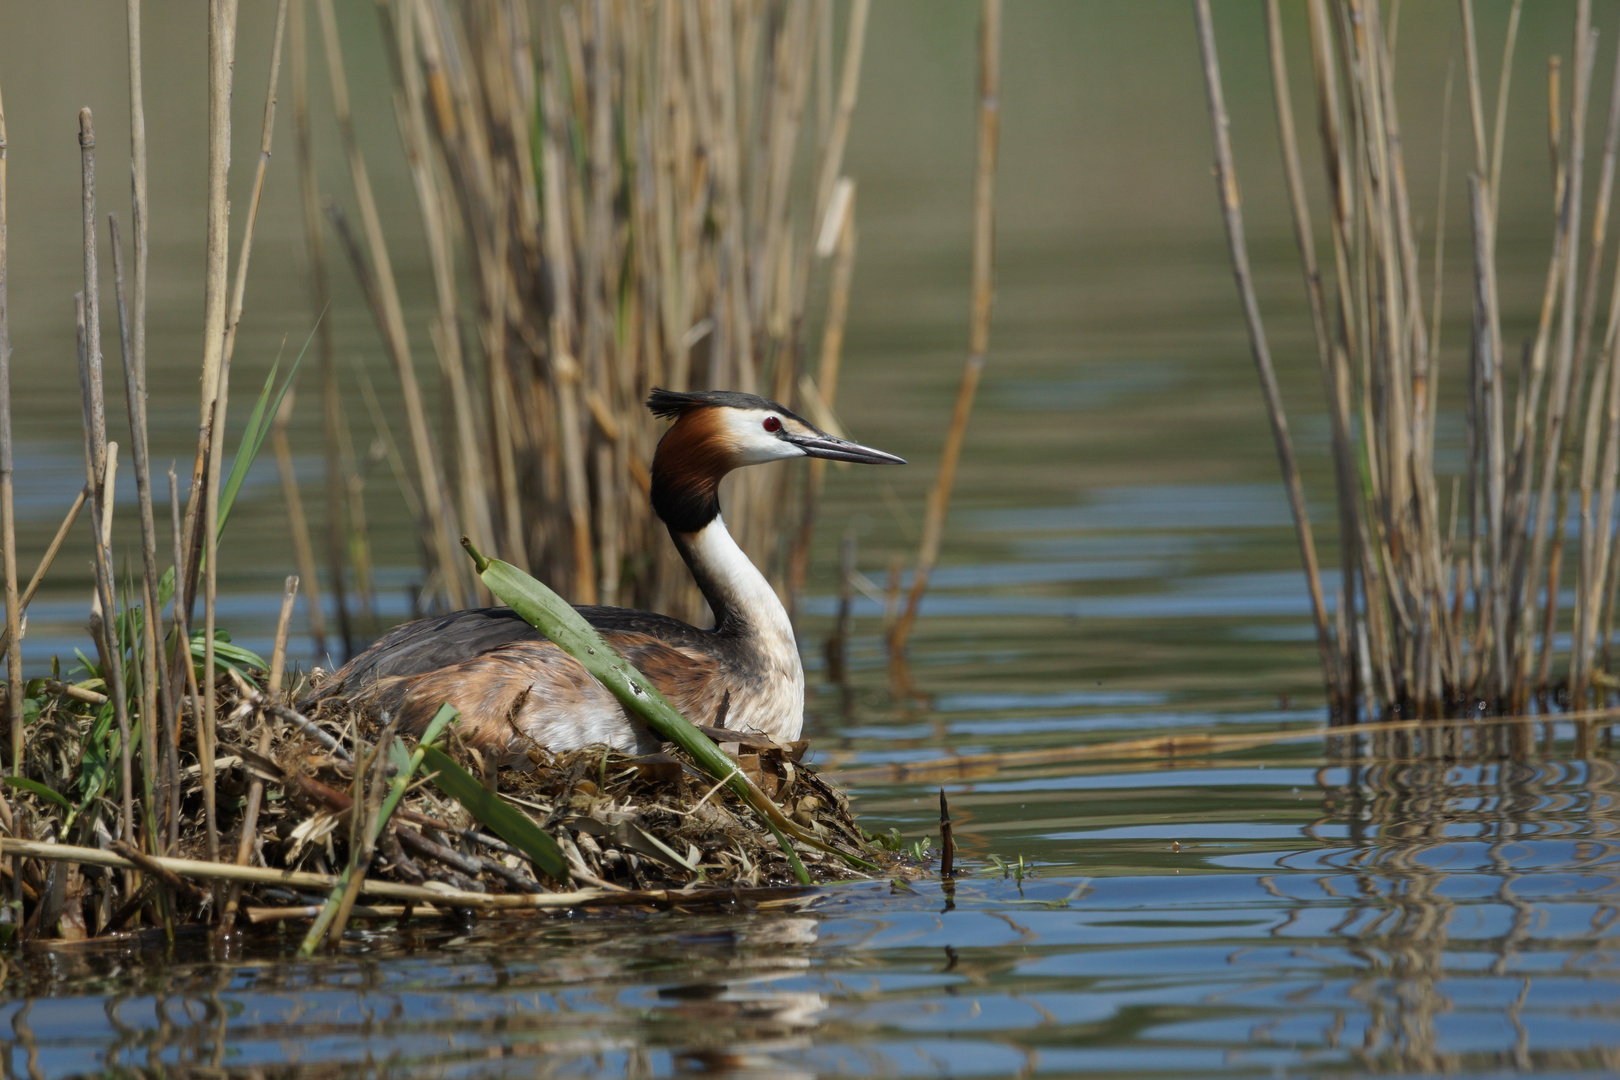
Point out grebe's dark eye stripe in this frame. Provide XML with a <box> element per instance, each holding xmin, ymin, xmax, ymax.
<box><xmin>763</xmin><ymin>416</ymin><xmax>782</xmax><ymax>433</ymax></box>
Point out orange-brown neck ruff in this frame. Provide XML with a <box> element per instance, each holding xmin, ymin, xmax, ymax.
<box><xmin>650</xmin><ymin>407</ymin><xmax>738</xmax><ymax>534</ymax></box>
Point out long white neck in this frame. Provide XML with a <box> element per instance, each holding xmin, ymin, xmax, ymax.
<box><xmin>676</xmin><ymin>515</ymin><xmax>792</xmax><ymax>642</ymax></box>
<box><xmin>674</xmin><ymin>515</ymin><xmax>804</xmax><ymax>733</ymax></box>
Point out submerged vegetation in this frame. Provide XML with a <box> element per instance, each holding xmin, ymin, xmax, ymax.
<box><xmin>1200</xmin><ymin>0</ymin><xmax>1620</xmax><ymax>721</ymax></box>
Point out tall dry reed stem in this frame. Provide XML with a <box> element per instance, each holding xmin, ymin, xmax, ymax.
<box><xmin>1194</xmin><ymin>1</ymin><xmax>1335</xmax><ymax>700</ymax></box>
<box><xmin>270</xmin><ymin>392</ymin><xmax>327</xmax><ymax>658</ymax></box>
<box><xmin>386</xmin><ymin>0</ymin><xmax>496</xmax><ymax>586</ymax></box>
<box><xmin>888</xmin><ymin>0</ymin><xmax>1000</xmax><ymax>662</ymax></box>
<box><xmin>120</xmin><ymin>0</ymin><xmax>174</xmax><ymax>853</ymax></box>
<box><xmin>312</xmin><ymin>0</ymin><xmax>875</xmax><ymax>624</ymax></box>
<box><xmin>167</xmin><ymin>467</ymin><xmax>188</xmax><ymax>850</ymax></box>
<box><xmin>0</xmin><ymin>488</ymin><xmax>87</xmax><ymax>662</ymax></box>
<box><xmin>317</xmin><ymin>0</ymin><xmax>468</xmax><ymax>610</ymax></box>
<box><xmin>291</xmin><ymin>0</ymin><xmax>354</xmax><ymax>659</ymax></box>
<box><xmin>789</xmin><ymin>177</ymin><xmax>858</xmax><ymax>607</ymax></box>
<box><xmin>1561</xmin><ymin>32</ymin><xmax>1620</xmax><ymax>703</ymax></box>
<box><xmin>1516</xmin><ymin>5</ymin><xmax>1594</xmax><ymax>704</ymax></box>
<box><xmin>195</xmin><ymin>0</ymin><xmax>240</xmax><ymax>867</ymax></box>
<box><xmin>204</xmin><ymin>0</ymin><xmax>291</xmax><ymax>789</ymax></box>
<box><xmin>784</xmin><ymin>0</ymin><xmax>868</xmax><ymax>607</ymax></box>
<box><xmin>0</xmin><ymin>80</ymin><xmax>20</xmax><ymax>782</ymax></box>
<box><xmin>222</xmin><ymin>0</ymin><xmax>289</xmax><ymax>373</ymax></box>
<box><xmin>197</xmin><ymin>0</ymin><xmax>287</xmax><ymax>869</ymax></box>
<box><xmin>1265</xmin><ymin>0</ymin><xmax>1361</xmax><ymax>704</ymax></box>
<box><xmin>1207</xmin><ymin>0</ymin><xmax>1620</xmax><ymax>720</ymax></box>
<box><xmin>109</xmin><ymin>217</ymin><xmax>162</xmax><ymax>851</ymax></box>
<box><xmin>77</xmin><ymin>111</ymin><xmax>136</xmax><ymax>846</ymax></box>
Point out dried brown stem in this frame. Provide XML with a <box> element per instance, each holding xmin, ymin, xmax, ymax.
<box><xmin>291</xmin><ymin>0</ymin><xmax>353</xmax><ymax>658</ymax></box>
<box><xmin>190</xmin><ymin>0</ymin><xmax>241</xmax><ymax>870</ymax></box>
<box><xmin>9</xmin><ymin>838</ymin><xmax>818</xmax><ymax>916</ymax></box>
<box><xmin>200</xmin><ymin>0</ymin><xmax>288</xmax><ymax>878</ymax></box>
<box><xmin>789</xmin><ymin>179</ymin><xmax>857</xmax><ymax>603</ymax></box>
<box><xmin>1519</xmin><ymin>6</ymin><xmax>1594</xmax><ymax>705</ymax></box>
<box><xmin>1193</xmin><ymin>0</ymin><xmax>1335</xmax><ymax>701</ymax></box>
<box><xmin>1458</xmin><ymin>0</ymin><xmax>1490</xmax><ymax>183</ymax></box>
<box><xmin>2</xmin><ymin>839</ymin><xmax>612</xmax><ymax>910</ymax></box>
<box><xmin>109</xmin><ymin>216</ymin><xmax>164</xmax><ymax>849</ymax></box>
<box><xmin>270</xmin><ymin>395</ymin><xmax>327</xmax><ymax>658</ymax></box>
<box><xmin>77</xmin><ymin>110</ymin><xmax>136</xmax><ymax>848</ymax></box>
<box><xmin>315</xmin><ymin>0</ymin><xmax>465</xmax><ymax>609</ymax></box>
<box><xmin>122</xmin><ymin>0</ymin><xmax>168</xmax><ymax>832</ymax></box>
<box><xmin>111</xmin><ymin>840</ymin><xmax>203</xmax><ymax>902</ymax></box>
<box><xmin>124</xmin><ymin>5</ymin><xmax>170</xmax><ymax>758</ymax></box>
<box><xmin>164</xmin><ymin>467</ymin><xmax>187</xmax><ymax>849</ymax></box>
<box><xmin>888</xmin><ymin>0</ymin><xmax>1001</xmax><ymax>661</ymax></box>
<box><xmin>0</xmin><ymin>487</ymin><xmax>88</xmax><ymax>658</ymax></box>
<box><xmin>1487</xmin><ymin>0</ymin><xmax>1524</xmax><ymax>228</ymax></box>
<box><xmin>0</xmin><ymin>78</ymin><xmax>20</xmax><ymax>777</ymax></box>
<box><xmin>221</xmin><ymin>0</ymin><xmax>288</xmax><ymax>374</ymax></box>
<box><xmin>1266</xmin><ymin>0</ymin><xmax>1360</xmax><ymax>712</ymax></box>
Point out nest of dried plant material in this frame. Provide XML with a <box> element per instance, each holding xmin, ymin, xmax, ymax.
<box><xmin>292</xmin><ymin>684</ymin><xmax>881</xmax><ymax>893</ymax></box>
<box><xmin>2</xmin><ymin>670</ymin><xmax>898</xmax><ymax>943</ymax></box>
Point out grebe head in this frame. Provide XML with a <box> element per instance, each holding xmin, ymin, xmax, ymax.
<box><xmin>646</xmin><ymin>388</ymin><xmax>905</xmax><ymax>531</ymax></box>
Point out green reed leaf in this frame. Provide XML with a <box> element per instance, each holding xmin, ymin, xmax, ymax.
<box><xmin>3</xmin><ymin>776</ymin><xmax>72</xmax><ymax>811</ymax></box>
<box><xmin>420</xmin><ymin>744</ymin><xmax>568</xmax><ymax>882</ymax></box>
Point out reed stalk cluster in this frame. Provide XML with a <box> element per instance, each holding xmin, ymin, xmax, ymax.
<box><xmin>301</xmin><ymin>0</ymin><xmax>871</xmax><ymax>634</ymax></box>
<box><xmin>1200</xmin><ymin>0</ymin><xmax>1620</xmax><ymax>721</ymax></box>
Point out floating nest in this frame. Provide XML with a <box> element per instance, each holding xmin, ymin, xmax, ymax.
<box><xmin>1</xmin><ymin>669</ymin><xmax>905</xmax><ymax>943</ymax></box>
<box><xmin>295</xmin><ymin>677</ymin><xmax>881</xmax><ymax>891</ymax></box>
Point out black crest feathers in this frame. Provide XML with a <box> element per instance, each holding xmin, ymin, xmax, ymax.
<box><xmin>645</xmin><ymin>387</ymin><xmax>801</xmax><ymax>422</ymax></box>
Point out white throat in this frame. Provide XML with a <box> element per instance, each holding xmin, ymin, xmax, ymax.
<box><xmin>681</xmin><ymin>514</ymin><xmax>804</xmax><ymax>738</ymax></box>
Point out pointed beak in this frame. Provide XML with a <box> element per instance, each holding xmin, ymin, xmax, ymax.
<box><xmin>785</xmin><ymin>431</ymin><xmax>907</xmax><ymax>465</ymax></box>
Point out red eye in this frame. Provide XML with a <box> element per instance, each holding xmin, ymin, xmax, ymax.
<box><xmin>763</xmin><ymin>416</ymin><xmax>782</xmax><ymax>433</ymax></box>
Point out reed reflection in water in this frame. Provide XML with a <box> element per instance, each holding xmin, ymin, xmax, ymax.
<box><xmin>1294</xmin><ymin>752</ymin><xmax>1620</xmax><ymax>1074</ymax></box>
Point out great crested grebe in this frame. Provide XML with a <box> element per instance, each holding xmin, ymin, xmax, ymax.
<box><xmin>306</xmin><ymin>389</ymin><xmax>905</xmax><ymax>757</ymax></box>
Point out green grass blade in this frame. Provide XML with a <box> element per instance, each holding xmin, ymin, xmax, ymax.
<box><xmin>217</xmin><ymin>317</ymin><xmax>319</xmax><ymax>540</ymax></box>
<box><xmin>157</xmin><ymin>565</ymin><xmax>175</xmax><ymax>609</ymax></box>
<box><xmin>216</xmin><ymin>361</ymin><xmax>281</xmax><ymax>541</ymax></box>
<box><xmin>376</xmin><ymin>704</ymin><xmax>458</xmax><ymax>829</ymax></box>
<box><xmin>420</xmin><ymin>745</ymin><xmax>568</xmax><ymax>882</ymax></box>
<box><xmin>3</xmin><ymin>776</ymin><xmax>72</xmax><ymax>811</ymax></box>
<box><xmin>187</xmin><ymin>631</ymin><xmax>269</xmax><ymax>677</ymax></box>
